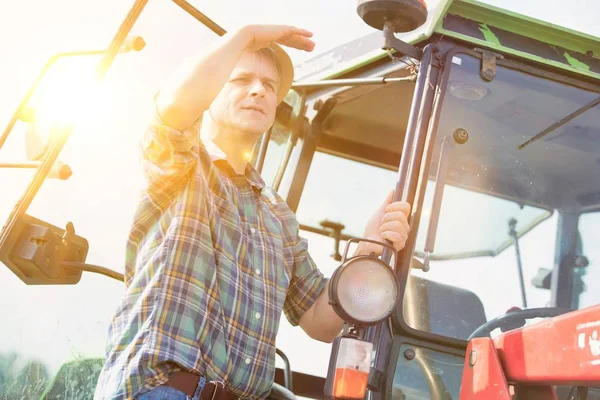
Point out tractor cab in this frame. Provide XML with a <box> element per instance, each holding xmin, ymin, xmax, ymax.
<box><xmin>1</xmin><ymin>0</ymin><xmax>600</xmax><ymax>399</ymax></box>
<box><xmin>294</xmin><ymin>1</ymin><xmax>600</xmax><ymax>398</ymax></box>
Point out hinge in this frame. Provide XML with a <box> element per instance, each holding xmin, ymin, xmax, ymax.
<box><xmin>474</xmin><ymin>48</ymin><xmax>504</xmax><ymax>82</ymax></box>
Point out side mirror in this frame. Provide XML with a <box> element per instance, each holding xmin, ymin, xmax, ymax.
<box><xmin>0</xmin><ymin>214</ymin><xmax>89</xmax><ymax>285</ymax></box>
<box><xmin>357</xmin><ymin>0</ymin><xmax>428</xmax><ymax>60</ymax></box>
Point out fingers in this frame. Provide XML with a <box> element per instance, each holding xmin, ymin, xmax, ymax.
<box><xmin>287</xmin><ymin>27</ymin><xmax>313</xmax><ymax>38</ymax></box>
<box><xmin>386</xmin><ymin>201</ymin><xmax>411</xmax><ymax>215</ymax></box>
<box><xmin>380</xmin><ymin>231</ymin><xmax>408</xmax><ymax>251</ymax></box>
<box><xmin>278</xmin><ymin>26</ymin><xmax>315</xmax><ymax>51</ymax></box>
<box><xmin>380</xmin><ymin>210</ymin><xmax>409</xmax><ymax>227</ymax></box>
<box><xmin>248</xmin><ymin>25</ymin><xmax>315</xmax><ymax>52</ymax></box>
<box><xmin>379</xmin><ymin>219</ymin><xmax>410</xmax><ymax>236</ymax></box>
<box><xmin>277</xmin><ymin>34</ymin><xmax>315</xmax><ymax>51</ymax></box>
<box><xmin>378</xmin><ymin>201</ymin><xmax>411</xmax><ymax>252</ymax></box>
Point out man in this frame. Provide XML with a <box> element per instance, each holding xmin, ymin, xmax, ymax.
<box><xmin>95</xmin><ymin>24</ymin><xmax>411</xmax><ymax>400</ymax></box>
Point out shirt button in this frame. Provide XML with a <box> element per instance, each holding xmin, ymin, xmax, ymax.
<box><xmin>255</xmin><ymin>312</ymin><xmax>261</xmax><ymax>320</ymax></box>
<box><xmin>245</xmin><ymin>358</ymin><xmax>251</xmax><ymax>365</ymax></box>
<box><xmin>250</xmin><ymin>227</ymin><xmax>256</xmax><ymax>234</ymax></box>
<box><xmin>255</xmin><ymin>269</ymin><xmax>261</xmax><ymax>276</ymax></box>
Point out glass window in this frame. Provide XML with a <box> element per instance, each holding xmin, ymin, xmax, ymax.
<box><xmin>405</xmin><ymin>53</ymin><xmax>600</xmax><ymax>340</ymax></box>
<box><xmin>296</xmin><ymin>152</ymin><xmax>398</xmax><ymax>238</ymax></box>
<box><xmin>255</xmin><ymin>120</ymin><xmax>295</xmax><ymax>188</ymax></box>
<box><xmin>391</xmin><ymin>344</ymin><xmax>463</xmax><ymax>399</ymax></box>
<box><xmin>251</xmin><ymin>91</ymin><xmax>303</xmax><ymax>191</ymax></box>
<box><xmin>574</xmin><ymin>211</ymin><xmax>600</xmax><ymax>309</ymax></box>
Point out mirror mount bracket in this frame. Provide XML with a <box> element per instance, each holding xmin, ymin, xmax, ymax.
<box><xmin>383</xmin><ymin>23</ymin><xmax>424</xmax><ymax>61</ymax></box>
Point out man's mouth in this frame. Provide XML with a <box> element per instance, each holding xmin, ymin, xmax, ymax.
<box><xmin>241</xmin><ymin>106</ymin><xmax>266</xmax><ymax>115</ymax></box>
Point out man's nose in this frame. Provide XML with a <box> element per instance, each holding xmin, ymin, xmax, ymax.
<box><xmin>249</xmin><ymin>79</ymin><xmax>266</xmax><ymax>97</ymax></box>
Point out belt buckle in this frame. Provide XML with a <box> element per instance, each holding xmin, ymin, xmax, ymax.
<box><xmin>209</xmin><ymin>380</ymin><xmax>225</xmax><ymax>400</ymax></box>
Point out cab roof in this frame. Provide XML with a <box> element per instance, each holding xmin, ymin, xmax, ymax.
<box><xmin>295</xmin><ymin>0</ymin><xmax>600</xmax><ymax>82</ymax></box>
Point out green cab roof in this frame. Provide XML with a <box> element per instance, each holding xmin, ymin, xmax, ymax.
<box><xmin>295</xmin><ymin>0</ymin><xmax>600</xmax><ymax>82</ymax></box>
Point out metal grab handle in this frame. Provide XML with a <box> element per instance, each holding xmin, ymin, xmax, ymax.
<box><xmin>275</xmin><ymin>348</ymin><xmax>293</xmax><ymax>391</ymax></box>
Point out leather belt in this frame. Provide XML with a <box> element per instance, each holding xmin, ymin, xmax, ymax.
<box><xmin>165</xmin><ymin>371</ymin><xmax>238</xmax><ymax>400</ymax></box>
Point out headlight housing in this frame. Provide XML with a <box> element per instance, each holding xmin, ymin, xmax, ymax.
<box><xmin>328</xmin><ymin>238</ymin><xmax>399</xmax><ymax>326</ymax></box>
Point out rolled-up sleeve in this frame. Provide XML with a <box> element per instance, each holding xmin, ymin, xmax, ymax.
<box><xmin>283</xmin><ymin>234</ymin><xmax>328</xmax><ymax>326</ymax></box>
<box><xmin>140</xmin><ymin>107</ymin><xmax>201</xmax><ymax>203</ymax></box>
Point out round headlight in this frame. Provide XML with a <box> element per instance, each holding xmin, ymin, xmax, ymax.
<box><xmin>329</xmin><ymin>255</ymin><xmax>399</xmax><ymax>325</ymax></box>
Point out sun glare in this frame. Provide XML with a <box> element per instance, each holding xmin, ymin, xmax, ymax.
<box><xmin>30</xmin><ymin>60</ymin><xmax>108</xmax><ymax>138</ymax></box>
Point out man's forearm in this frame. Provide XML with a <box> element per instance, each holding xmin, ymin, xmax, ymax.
<box><xmin>305</xmin><ymin>284</ymin><xmax>345</xmax><ymax>343</ymax></box>
<box><xmin>302</xmin><ymin>245</ymin><xmax>375</xmax><ymax>343</ymax></box>
<box><xmin>156</xmin><ymin>27</ymin><xmax>252</xmax><ymax>131</ymax></box>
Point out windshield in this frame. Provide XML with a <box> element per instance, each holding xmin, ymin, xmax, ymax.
<box><xmin>404</xmin><ymin>52</ymin><xmax>600</xmax><ymax>340</ymax></box>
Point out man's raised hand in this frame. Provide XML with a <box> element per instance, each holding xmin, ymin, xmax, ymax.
<box><xmin>243</xmin><ymin>25</ymin><xmax>315</xmax><ymax>52</ymax></box>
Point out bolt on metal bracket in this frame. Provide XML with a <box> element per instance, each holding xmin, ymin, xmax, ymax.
<box><xmin>475</xmin><ymin>48</ymin><xmax>504</xmax><ymax>82</ymax></box>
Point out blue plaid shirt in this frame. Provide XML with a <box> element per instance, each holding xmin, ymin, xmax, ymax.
<box><xmin>94</xmin><ymin>117</ymin><xmax>327</xmax><ymax>399</ymax></box>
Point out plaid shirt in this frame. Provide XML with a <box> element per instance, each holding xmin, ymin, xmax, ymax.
<box><xmin>94</xmin><ymin>117</ymin><xmax>327</xmax><ymax>400</ymax></box>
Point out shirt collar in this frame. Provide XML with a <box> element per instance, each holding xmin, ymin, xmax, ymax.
<box><xmin>201</xmin><ymin>135</ymin><xmax>266</xmax><ymax>192</ymax></box>
<box><xmin>201</xmin><ymin>134</ymin><xmax>228</xmax><ymax>162</ymax></box>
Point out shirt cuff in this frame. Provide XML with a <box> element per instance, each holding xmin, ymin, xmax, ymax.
<box><xmin>284</xmin><ymin>270</ymin><xmax>328</xmax><ymax>327</ymax></box>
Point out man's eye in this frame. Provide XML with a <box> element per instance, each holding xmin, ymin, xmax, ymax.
<box><xmin>264</xmin><ymin>82</ymin><xmax>275</xmax><ymax>92</ymax></box>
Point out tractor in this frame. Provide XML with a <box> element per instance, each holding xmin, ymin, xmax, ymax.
<box><xmin>1</xmin><ymin>0</ymin><xmax>599</xmax><ymax>399</ymax></box>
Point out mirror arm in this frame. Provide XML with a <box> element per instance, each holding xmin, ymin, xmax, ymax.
<box><xmin>0</xmin><ymin>161</ymin><xmax>72</xmax><ymax>180</ymax></box>
<box><xmin>62</xmin><ymin>261</ymin><xmax>124</xmax><ymax>282</ymax></box>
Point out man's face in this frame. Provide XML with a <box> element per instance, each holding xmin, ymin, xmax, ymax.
<box><xmin>209</xmin><ymin>51</ymin><xmax>280</xmax><ymax>136</ymax></box>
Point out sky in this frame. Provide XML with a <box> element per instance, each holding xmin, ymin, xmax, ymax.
<box><xmin>0</xmin><ymin>0</ymin><xmax>599</xmax><ymax>391</ymax></box>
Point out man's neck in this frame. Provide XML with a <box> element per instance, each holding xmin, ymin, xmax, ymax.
<box><xmin>213</xmin><ymin>134</ymin><xmax>255</xmax><ymax>174</ymax></box>
<box><xmin>202</xmin><ymin>119</ymin><xmax>258</xmax><ymax>175</ymax></box>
